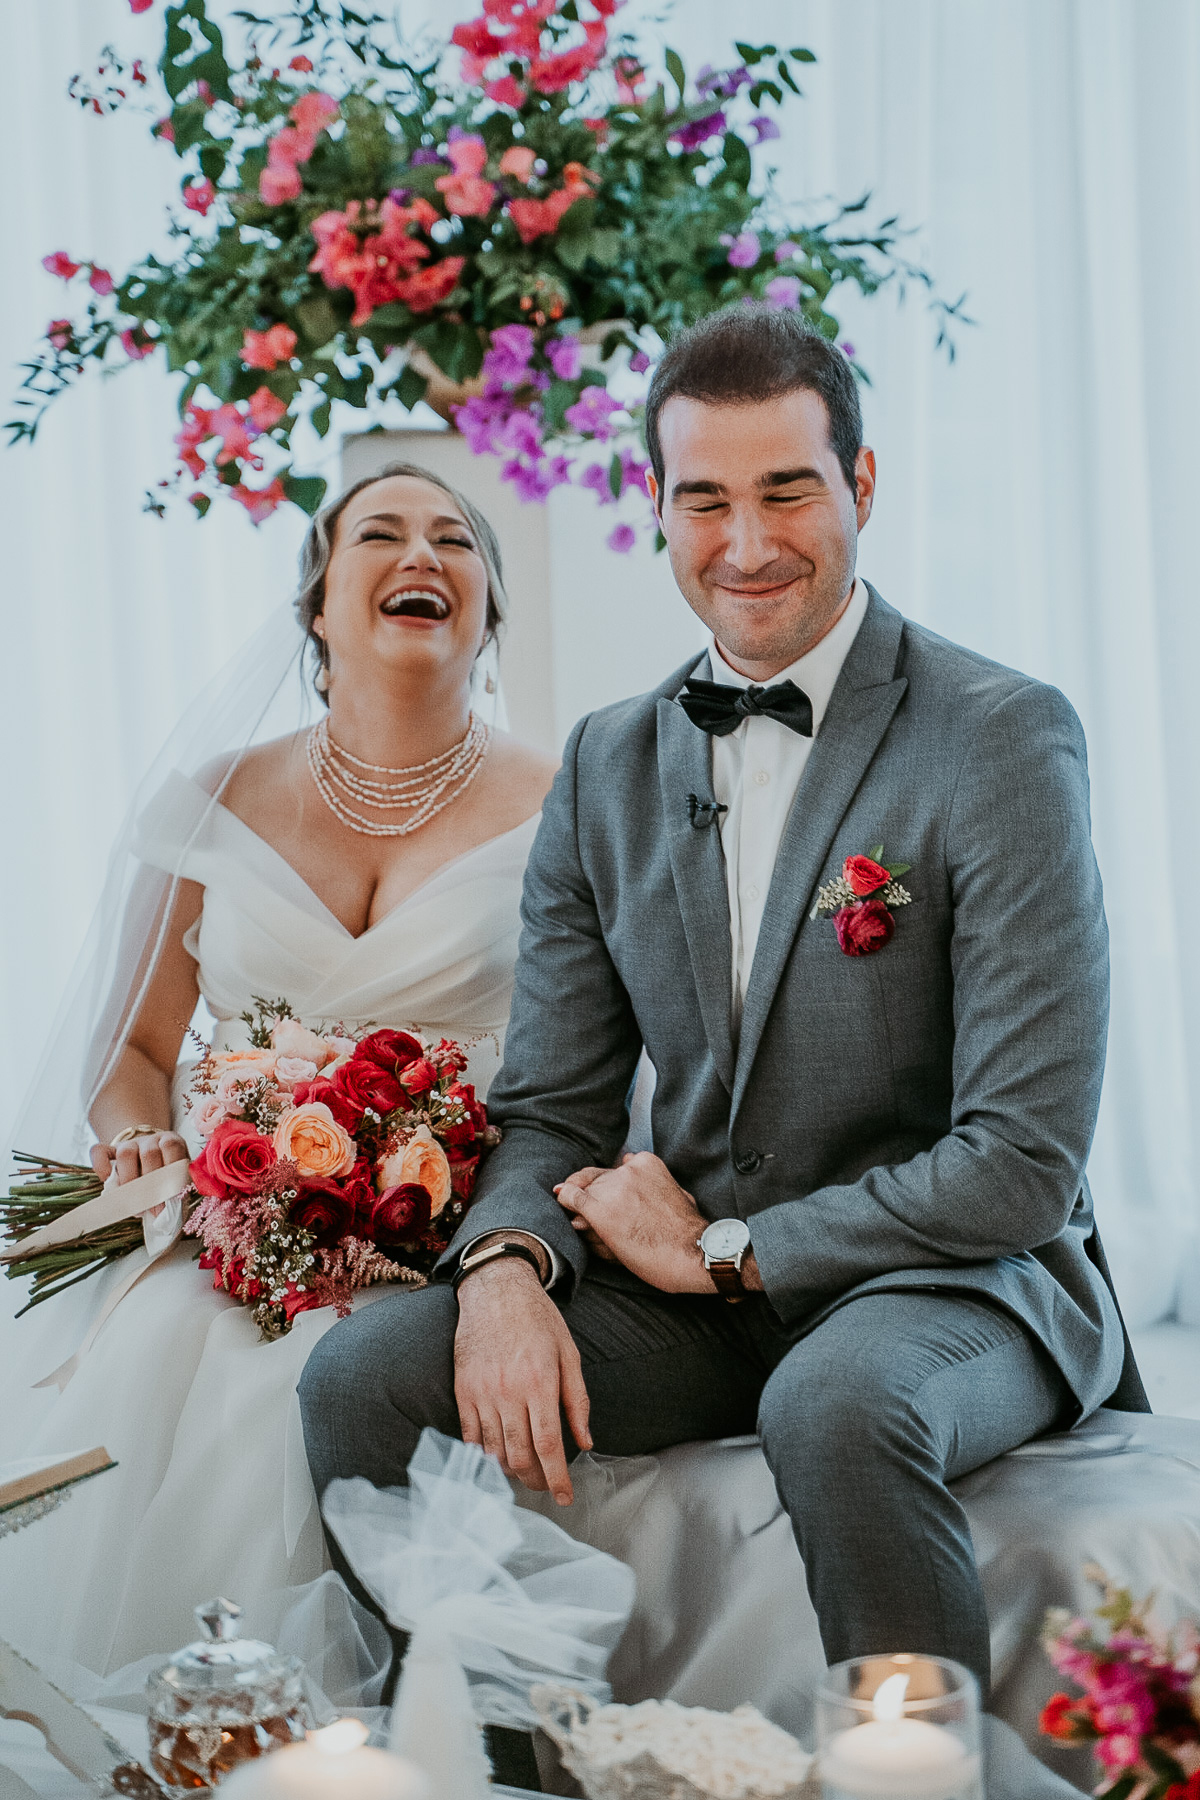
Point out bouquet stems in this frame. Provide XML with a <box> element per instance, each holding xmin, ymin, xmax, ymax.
<box><xmin>1</xmin><ymin>1153</ymin><xmax>143</xmax><ymax>1314</ymax></box>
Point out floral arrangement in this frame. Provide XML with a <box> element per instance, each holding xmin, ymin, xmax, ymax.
<box><xmin>9</xmin><ymin>0</ymin><xmax>963</xmax><ymax>543</ymax></box>
<box><xmin>1041</xmin><ymin>1567</ymin><xmax>1200</xmax><ymax>1799</ymax></box>
<box><xmin>810</xmin><ymin>846</ymin><xmax>912</xmax><ymax>958</ymax></box>
<box><xmin>1</xmin><ymin>1000</ymin><xmax>494</xmax><ymax>1339</ymax></box>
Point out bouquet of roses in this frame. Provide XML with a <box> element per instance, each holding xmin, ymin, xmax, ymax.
<box><xmin>183</xmin><ymin>1000</ymin><xmax>495</xmax><ymax>1336</ymax></box>
<box><xmin>1041</xmin><ymin>1566</ymin><xmax>1200</xmax><ymax>1799</ymax></box>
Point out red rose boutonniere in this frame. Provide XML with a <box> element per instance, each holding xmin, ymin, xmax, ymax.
<box><xmin>810</xmin><ymin>844</ymin><xmax>913</xmax><ymax>957</ymax></box>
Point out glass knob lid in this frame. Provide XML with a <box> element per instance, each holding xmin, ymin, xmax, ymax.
<box><xmin>195</xmin><ymin>1597</ymin><xmax>242</xmax><ymax>1642</ymax></box>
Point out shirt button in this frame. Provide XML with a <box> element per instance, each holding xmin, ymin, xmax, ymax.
<box><xmin>753</xmin><ymin>770</ymin><xmax>770</xmax><ymax>786</ymax></box>
<box><xmin>744</xmin><ymin>883</ymin><xmax>760</xmax><ymax>903</ymax></box>
<box><xmin>735</xmin><ymin>1150</ymin><xmax>763</xmax><ymax>1174</ymax></box>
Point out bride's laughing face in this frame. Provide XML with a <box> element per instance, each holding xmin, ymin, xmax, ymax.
<box><xmin>318</xmin><ymin>475</ymin><xmax>490</xmax><ymax>690</ymax></box>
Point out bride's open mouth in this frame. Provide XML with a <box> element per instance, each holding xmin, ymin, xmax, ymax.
<box><xmin>379</xmin><ymin>587</ymin><xmax>452</xmax><ymax>621</ymax></box>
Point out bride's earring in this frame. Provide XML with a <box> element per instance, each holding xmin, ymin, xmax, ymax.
<box><xmin>485</xmin><ymin>673</ymin><xmax>496</xmax><ymax>695</ymax></box>
<box><xmin>314</xmin><ymin>632</ymin><xmax>330</xmax><ymax>694</ymax></box>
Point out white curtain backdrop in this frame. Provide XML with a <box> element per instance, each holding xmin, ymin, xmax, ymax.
<box><xmin>2</xmin><ymin>0</ymin><xmax>1197</xmax><ymax>1329</ymax></box>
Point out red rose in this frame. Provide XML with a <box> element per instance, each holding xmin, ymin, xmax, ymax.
<box><xmin>331</xmin><ymin>1055</ymin><xmax>408</xmax><ymax>1118</ymax></box>
<box><xmin>357</xmin><ymin>1028</ymin><xmax>424</xmax><ymax>1072</ymax></box>
<box><xmin>291</xmin><ymin>1178</ymin><xmax>356</xmax><ymax>1245</ymax></box>
<box><xmin>282</xmin><ymin>1283</ymin><xmax>326</xmax><ymax>1323</ymax></box>
<box><xmin>292</xmin><ymin>1077</ymin><xmax>362</xmax><ymax>1134</ymax></box>
<box><xmin>843</xmin><ymin>854</ymin><xmax>891</xmax><ymax>896</ymax></box>
<box><xmin>833</xmin><ymin>900</ymin><xmax>895</xmax><ymax>957</ymax></box>
<box><xmin>189</xmin><ymin>1118</ymin><xmax>277</xmax><ymax>1196</ymax></box>
<box><xmin>371</xmin><ymin>1183</ymin><xmax>432</xmax><ymax>1245</ymax></box>
<box><xmin>400</xmin><ymin>1057</ymin><xmax>439</xmax><ymax>1097</ymax></box>
<box><xmin>447</xmin><ymin>1149</ymin><xmax>480</xmax><ymax>1201</ymax></box>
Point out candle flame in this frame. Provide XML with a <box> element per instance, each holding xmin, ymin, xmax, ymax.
<box><xmin>872</xmin><ymin>1673</ymin><xmax>910</xmax><ymax>1723</ymax></box>
<box><xmin>309</xmin><ymin>1718</ymin><xmax>370</xmax><ymax>1755</ymax></box>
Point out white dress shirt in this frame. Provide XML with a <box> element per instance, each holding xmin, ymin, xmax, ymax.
<box><xmin>709</xmin><ymin>579</ymin><xmax>870</xmax><ymax>1020</ymax></box>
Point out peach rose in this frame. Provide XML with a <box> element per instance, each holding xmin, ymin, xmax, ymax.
<box><xmin>376</xmin><ymin>1123</ymin><xmax>452</xmax><ymax>1216</ymax></box>
<box><xmin>273</xmin><ymin>1102</ymin><xmax>356</xmax><ymax>1177</ymax></box>
<box><xmin>212</xmin><ymin>1048</ymin><xmax>276</xmax><ymax>1076</ymax></box>
<box><xmin>272</xmin><ymin>1019</ymin><xmax>334</xmax><ymax>1065</ymax></box>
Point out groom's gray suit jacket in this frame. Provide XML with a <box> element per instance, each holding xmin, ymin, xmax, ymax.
<box><xmin>443</xmin><ymin>585</ymin><xmax>1145</xmax><ymax>1418</ymax></box>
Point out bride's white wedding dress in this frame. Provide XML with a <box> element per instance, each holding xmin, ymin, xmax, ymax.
<box><xmin>0</xmin><ymin>770</ymin><xmax>539</xmax><ymax>1676</ymax></box>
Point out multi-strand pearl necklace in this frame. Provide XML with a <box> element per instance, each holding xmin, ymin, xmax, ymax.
<box><xmin>306</xmin><ymin>714</ymin><xmax>490</xmax><ymax>837</ymax></box>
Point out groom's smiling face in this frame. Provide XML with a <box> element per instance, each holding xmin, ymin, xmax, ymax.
<box><xmin>647</xmin><ymin>387</ymin><xmax>876</xmax><ymax>682</ymax></box>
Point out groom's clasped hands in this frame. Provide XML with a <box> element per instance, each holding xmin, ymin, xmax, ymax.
<box><xmin>454</xmin><ymin>1152</ymin><xmax>757</xmax><ymax>1509</ymax></box>
<box><xmin>555</xmin><ymin>1153</ymin><xmax>764</xmax><ymax>1295</ymax></box>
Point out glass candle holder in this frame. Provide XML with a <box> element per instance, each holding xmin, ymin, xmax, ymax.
<box><xmin>815</xmin><ymin>1655</ymin><xmax>983</xmax><ymax>1800</ymax></box>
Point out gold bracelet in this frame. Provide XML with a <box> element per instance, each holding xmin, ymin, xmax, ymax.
<box><xmin>111</xmin><ymin>1124</ymin><xmax>162</xmax><ymax>1146</ymax></box>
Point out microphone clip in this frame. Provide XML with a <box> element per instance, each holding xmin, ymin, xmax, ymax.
<box><xmin>687</xmin><ymin>794</ymin><xmax>728</xmax><ymax>830</ymax></box>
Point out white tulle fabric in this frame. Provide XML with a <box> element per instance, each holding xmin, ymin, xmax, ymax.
<box><xmin>0</xmin><ymin>784</ymin><xmax>537</xmax><ymax>1677</ymax></box>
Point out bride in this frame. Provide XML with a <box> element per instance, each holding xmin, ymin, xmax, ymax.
<box><xmin>0</xmin><ymin>461</ymin><xmax>556</xmax><ymax>1678</ymax></box>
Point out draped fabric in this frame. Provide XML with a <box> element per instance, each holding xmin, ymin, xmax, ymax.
<box><xmin>3</xmin><ymin>0</ymin><xmax>1199</xmax><ymax>1324</ymax></box>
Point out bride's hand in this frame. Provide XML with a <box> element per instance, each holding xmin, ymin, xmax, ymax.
<box><xmin>91</xmin><ymin>1131</ymin><xmax>190</xmax><ymax>1186</ymax></box>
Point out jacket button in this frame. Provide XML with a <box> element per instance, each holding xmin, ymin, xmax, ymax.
<box><xmin>734</xmin><ymin>1150</ymin><xmax>762</xmax><ymax>1175</ymax></box>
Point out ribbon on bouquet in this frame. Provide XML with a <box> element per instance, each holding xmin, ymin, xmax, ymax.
<box><xmin>1</xmin><ymin>1160</ymin><xmax>191</xmax><ymax>1391</ymax></box>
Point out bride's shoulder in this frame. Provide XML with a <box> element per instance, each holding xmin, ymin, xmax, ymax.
<box><xmin>195</xmin><ymin>734</ymin><xmax>307</xmax><ymax>813</ymax></box>
<box><xmin>480</xmin><ymin>733</ymin><xmax>558</xmax><ymax>828</ymax></box>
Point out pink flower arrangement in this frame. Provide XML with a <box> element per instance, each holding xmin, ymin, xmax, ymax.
<box><xmin>182</xmin><ymin>1002</ymin><xmax>495</xmax><ymax>1337</ymax></box>
<box><xmin>1041</xmin><ymin>1569</ymin><xmax>1200</xmax><ymax>1797</ymax></box>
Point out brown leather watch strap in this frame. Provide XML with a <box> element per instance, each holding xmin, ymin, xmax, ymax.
<box><xmin>708</xmin><ymin>1260</ymin><xmax>746</xmax><ymax>1300</ymax></box>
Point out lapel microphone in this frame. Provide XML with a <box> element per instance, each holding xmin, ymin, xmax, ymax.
<box><xmin>687</xmin><ymin>794</ymin><xmax>728</xmax><ymax>830</ymax></box>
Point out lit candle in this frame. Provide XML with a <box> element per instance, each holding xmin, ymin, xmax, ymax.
<box><xmin>819</xmin><ymin>1675</ymin><xmax>982</xmax><ymax>1800</ymax></box>
<box><xmin>219</xmin><ymin>1719</ymin><xmax>431</xmax><ymax>1799</ymax></box>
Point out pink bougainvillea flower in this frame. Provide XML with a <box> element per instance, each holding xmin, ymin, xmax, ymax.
<box><xmin>129</xmin><ymin>0</ymin><xmax>154</xmax><ymax>11</ymax></box>
<box><xmin>435</xmin><ymin>133</ymin><xmax>496</xmax><ymax>215</ymax></box>
<box><xmin>614</xmin><ymin>55</ymin><xmax>645</xmax><ymax>103</ymax></box>
<box><xmin>88</xmin><ymin>265</ymin><xmax>114</xmax><ymax>296</ymax></box>
<box><xmin>42</xmin><ymin>252</ymin><xmax>81</xmax><ymax>281</ymax></box>
<box><xmin>260</xmin><ymin>163</ymin><xmax>303</xmax><ymax>205</ymax></box>
<box><xmin>529</xmin><ymin>21</ymin><xmax>607</xmax><ymax>92</ymax></box>
<box><xmin>154</xmin><ymin>115</ymin><xmax>175</xmax><ymax>143</ymax></box>
<box><xmin>607</xmin><ymin>522</ymin><xmax>637</xmax><ymax>553</ymax></box>
<box><xmin>564</xmin><ymin>383</ymin><xmax>622</xmax><ymax>438</ymax></box>
<box><xmin>485</xmin><ymin>76</ymin><xmax>526</xmax><ymax>107</ymax></box>
<box><xmin>446</xmin><ymin>132</ymin><xmax>488</xmax><ymax>177</ymax></box>
<box><xmin>507</xmin><ymin>161</ymin><xmax>597</xmax><ymax>243</ymax></box>
<box><xmin>120</xmin><ymin>326</ymin><xmax>155</xmax><ymax>359</ymax></box>
<box><xmin>546</xmin><ymin>334</ymin><xmax>582</xmax><ymax>381</ymax></box>
<box><xmin>289</xmin><ymin>90</ymin><xmax>339</xmax><ymax>135</ymax></box>
<box><xmin>247</xmin><ymin>386</ymin><xmax>288</xmax><ymax>430</ymax></box>
<box><xmin>723</xmin><ymin>229</ymin><xmax>761</xmax><ymax>268</ymax></box>
<box><xmin>629</xmin><ymin>349</ymin><xmax>650</xmax><ymax>373</ymax></box>
<box><xmin>289</xmin><ymin>55</ymin><xmax>314</xmax><ymax>73</ymax></box>
<box><xmin>393</xmin><ymin>256</ymin><xmax>465</xmax><ymax>314</ymax></box>
<box><xmin>47</xmin><ymin>320</ymin><xmax>74</xmax><ymax>351</ymax></box>
<box><xmin>174</xmin><ymin>403</ymin><xmax>214</xmax><ymax>478</ymax></box>
<box><xmin>231</xmin><ymin>477</ymin><xmax>288</xmax><ymax>525</ymax></box>
<box><xmin>210</xmin><ymin>401</ymin><xmax>258</xmax><ymax>466</ymax></box>
<box><xmin>182</xmin><ymin>178</ymin><xmax>217</xmax><ymax>215</ymax></box>
<box><xmin>499</xmin><ymin>145</ymin><xmax>537</xmax><ymax>181</ymax></box>
<box><xmin>131</xmin><ymin>59</ymin><xmax>149</xmax><ymax>86</ymax></box>
<box><xmin>241</xmin><ymin>322</ymin><xmax>298</xmax><ymax>370</ymax></box>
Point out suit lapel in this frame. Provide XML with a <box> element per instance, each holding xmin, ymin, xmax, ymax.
<box><xmin>657</xmin><ymin>684</ymin><xmax>736</xmax><ymax>1094</ymax></box>
<box><xmin>732</xmin><ymin>591</ymin><xmax>908</xmax><ymax>1112</ymax></box>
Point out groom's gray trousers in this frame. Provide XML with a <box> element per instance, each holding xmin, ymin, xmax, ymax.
<box><xmin>299</xmin><ymin>1273</ymin><xmax>1069</xmax><ymax>1695</ymax></box>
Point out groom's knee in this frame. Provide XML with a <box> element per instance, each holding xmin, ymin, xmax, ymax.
<box><xmin>298</xmin><ymin>1283</ymin><xmax>461</xmax><ymax>1494</ymax></box>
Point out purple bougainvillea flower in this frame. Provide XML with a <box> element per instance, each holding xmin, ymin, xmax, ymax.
<box><xmin>409</xmin><ymin>147</ymin><xmax>445</xmax><ymax>165</ymax></box>
<box><xmin>607</xmin><ymin>523</ymin><xmax>637</xmax><ymax>553</ymax></box>
<box><xmin>547</xmin><ymin>334</ymin><xmax>582</xmax><ymax>381</ymax></box>
<box><xmin>749</xmin><ymin>115</ymin><xmax>780</xmax><ymax>143</ymax></box>
<box><xmin>723</xmin><ymin>230</ymin><xmax>761</xmax><ymax>269</ymax></box>
<box><xmin>496</xmin><ymin>407</ymin><xmax>544</xmax><ymax>457</ymax></box>
<box><xmin>629</xmin><ymin>350</ymin><xmax>651</xmax><ymax>374</ymax></box>
<box><xmin>841</xmin><ymin>341</ymin><xmax>857</xmax><ymax>358</ymax></box>
<box><xmin>564</xmin><ymin>385</ymin><xmax>623</xmax><ymax>439</ymax></box>
<box><xmin>774</xmin><ymin>240</ymin><xmax>801</xmax><ymax>263</ymax></box>
<box><xmin>669</xmin><ymin>111</ymin><xmax>726</xmax><ymax>150</ymax></box>
<box><xmin>696</xmin><ymin>64</ymin><xmax>750</xmax><ymax>99</ymax></box>
<box><xmin>483</xmin><ymin>323</ymin><xmax>536</xmax><ymax>386</ymax></box>
<box><xmin>619</xmin><ymin>446</ymin><xmax>652</xmax><ymax>495</ymax></box>
<box><xmin>578</xmin><ymin>462</ymin><xmax>616</xmax><ymax>504</ymax></box>
<box><xmin>765</xmin><ymin>275</ymin><xmax>802</xmax><ymax>309</ymax></box>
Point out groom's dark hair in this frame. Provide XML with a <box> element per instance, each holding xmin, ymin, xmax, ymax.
<box><xmin>644</xmin><ymin>307</ymin><xmax>863</xmax><ymax>497</ymax></box>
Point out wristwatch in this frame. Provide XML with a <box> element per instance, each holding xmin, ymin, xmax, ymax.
<box><xmin>697</xmin><ymin>1217</ymin><xmax>752</xmax><ymax>1300</ymax></box>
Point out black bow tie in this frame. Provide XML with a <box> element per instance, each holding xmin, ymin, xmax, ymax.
<box><xmin>678</xmin><ymin>676</ymin><xmax>814</xmax><ymax>739</ymax></box>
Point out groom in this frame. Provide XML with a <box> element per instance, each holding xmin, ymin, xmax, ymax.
<box><xmin>301</xmin><ymin>306</ymin><xmax>1145</xmax><ymax>1701</ymax></box>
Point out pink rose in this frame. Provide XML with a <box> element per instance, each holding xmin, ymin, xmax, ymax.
<box><xmin>260</xmin><ymin>163</ymin><xmax>303</xmax><ymax>205</ymax></box>
<box><xmin>833</xmin><ymin>901</ymin><xmax>895</xmax><ymax>958</ymax></box>
<box><xmin>191</xmin><ymin>1096</ymin><xmax>228</xmax><ymax>1138</ymax></box>
<box><xmin>274</xmin><ymin>1056</ymin><xmax>319</xmax><ymax>1091</ymax></box>
<box><xmin>272</xmin><ymin>1019</ymin><xmax>335</xmax><ymax>1065</ymax></box>
<box><xmin>189</xmin><ymin>1119</ymin><xmax>277</xmax><ymax>1197</ymax></box>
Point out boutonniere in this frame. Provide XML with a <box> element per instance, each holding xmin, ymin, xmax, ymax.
<box><xmin>810</xmin><ymin>845</ymin><xmax>913</xmax><ymax>957</ymax></box>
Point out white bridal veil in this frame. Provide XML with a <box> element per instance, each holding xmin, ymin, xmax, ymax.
<box><xmin>9</xmin><ymin>582</ymin><xmax>505</xmax><ymax>1169</ymax></box>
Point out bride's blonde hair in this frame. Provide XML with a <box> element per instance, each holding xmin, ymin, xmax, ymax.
<box><xmin>295</xmin><ymin>460</ymin><xmax>509</xmax><ymax>697</ymax></box>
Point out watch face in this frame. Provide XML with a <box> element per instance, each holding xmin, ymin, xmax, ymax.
<box><xmin>700</xmin><ymin>1218</ymin><xmax>751</xmax><ymax>1259</ymax></box>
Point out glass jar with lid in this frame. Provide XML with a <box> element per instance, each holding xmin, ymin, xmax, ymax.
<box><xmin>146</xmin><ymin>1597</ymin><xmax>308</xmax><ymax>1788</ymax></box>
